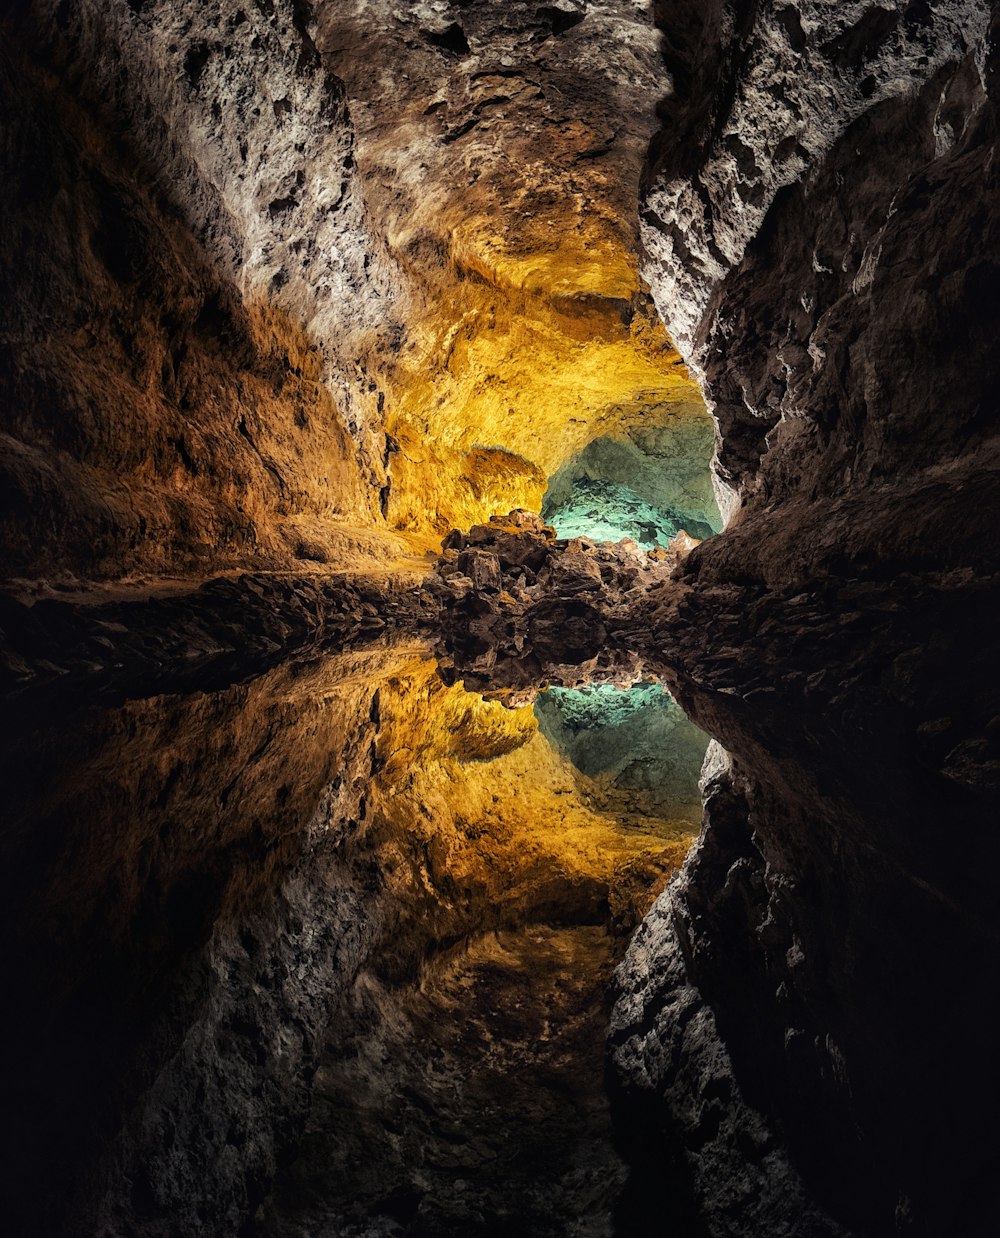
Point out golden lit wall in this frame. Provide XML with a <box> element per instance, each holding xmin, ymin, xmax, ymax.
<box><xmin>323</xmin><ymin>6</ymin><xmax>714</xmax><ymax>549</ymax></box>
<box><xmin>366</xmin><ymin>659</ymin><xmax>694</xmax><ymax>962</ymax></box>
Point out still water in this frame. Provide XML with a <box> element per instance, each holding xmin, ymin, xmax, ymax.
<box><xmin>0</xmin><ymin>643</ymin><xmax>707</xmax><ymax>1236</ymax></box>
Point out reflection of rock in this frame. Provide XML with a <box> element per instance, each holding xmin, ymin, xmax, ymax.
<box><xmin>1</xmin><ymin>648</ymin><xmax>393</xmax><ymax>1235</ymax></box>
<box><xmin>606</xmin><ymin>4</ymin><xmax>1000</xmax><ymax>1235</ymax></box>
<box><xmin>2</xmin><ymin>646</ymin><xmax>686</xmax><ymax>1235</ymax></box>
<box><xmin>0</xmin><ymin>566</ymin><xmax>437</xmax><ymax>692</ymax></box>
<box><xmin>534</xmin><ymin>683</ymin><xmax>708</xmax><ymax>822</ymax></box>
<box><xmin>432</xmin><ymin>510</ymin><xmax>695</xmax><ymax>694</ymax></box>
<box><xmin>259</xmin><ymin>926</ymin><xmax>631</xmax><ymax>1237</ymax></box>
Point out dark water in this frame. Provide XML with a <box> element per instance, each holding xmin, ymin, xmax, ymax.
<box><xmin>0</xmin><ymin>644</ymin><xmax>707</xmax><ymax>1237</ymax></box>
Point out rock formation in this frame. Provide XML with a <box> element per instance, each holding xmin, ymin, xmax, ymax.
<box><xmin>429</xmin><ymin>509</ymin><xmax>701</xmax><ymax>694</ymax></box>
<box><xmin>606</xmin><ymin>4</ymin><xmax>1000</xmax><ymax>1237</ymax></box>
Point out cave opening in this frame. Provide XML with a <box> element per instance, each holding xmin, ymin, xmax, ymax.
<box><xmin>541</xmin><ymin>427</ymin><xmax>722</xmax><ymax>548</ymax></box>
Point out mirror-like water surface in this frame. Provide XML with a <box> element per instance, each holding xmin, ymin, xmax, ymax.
<box><xmin>1</xmin><ymin>644</ymin><xmax>708</xmax><ymax>1236</ymax></box>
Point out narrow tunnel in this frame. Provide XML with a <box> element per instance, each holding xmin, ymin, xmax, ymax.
<box><xmin>1</xmin><ymin>3</ymin><xmax>998</xmax><ymax>1238</ymax></box>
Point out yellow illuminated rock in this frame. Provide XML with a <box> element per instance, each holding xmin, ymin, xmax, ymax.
<box><xmin>366</xmin><ymin>659</ymin><xmax>694</xmax><ymax>956</ymax></box>
<box><xmin>317</xmin><ymin>8</ymin><xmax>716</xmax><ymax>550</ymax></box>
<box><xmin>378</xmin><ymin>224</ymin><xmax>708</xmax><ymax>542</ymax></box>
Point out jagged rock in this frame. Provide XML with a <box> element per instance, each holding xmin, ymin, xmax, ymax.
<box><xmin>1</xmin><ymin>3</ymin><xmax>998</xmax><ymax>1237</ymax></box>
<box><xmin>456</xmin><ymin>548</ymin><xmax>503</xmax><ymax>593</ymax></box>
<box><xmin>431</xmin><ymin>511</ymin><xmax>688</xmax><ymax>693</ymax></box>
<box><xmin>606</xmin><ymin>4</ymin><xmax>1000</xmax><ymax>1236</ymax></box>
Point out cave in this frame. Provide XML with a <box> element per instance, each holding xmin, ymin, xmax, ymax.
<box><xmin>1</xmin><ymin>2</ymin><xmax>998</xmax><ymax>1236</ymax></box>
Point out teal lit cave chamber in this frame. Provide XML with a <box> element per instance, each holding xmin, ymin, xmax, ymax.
<box><xmin>536</xmin><ymin>416</ymin><xmax>719</xmax><ymax>819</ymax></box>
<box><xmin>542</xmin><ymin>421</ymin><xmax>722</xmax><ymax>547</ymax></box>
<box><xmin>535</xmin><ymin>683</ymin><xmax>709</xmax><ymax>826</ymax></box>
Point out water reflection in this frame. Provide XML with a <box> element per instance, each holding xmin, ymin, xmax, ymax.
<box><xmin>0</xmin><ymin>644</ymin><xmax>707</xmax><ymax>1236</ymax></box>
<box><xmin>535</xmin><ymin>682</ymin><xmax>709</xmax><ymax>827</ymax></box>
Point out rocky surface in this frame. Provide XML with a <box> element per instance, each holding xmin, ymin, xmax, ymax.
<box><xmin>2</xmin><ymin>1</ymin><xmax>999</xmax><ymax>1236</ymax></box>
<box><xmin>1</xmin><ymin>642</ymin><xmax>686</xmax><ymax>1236</ymax></box>
<box><xmin>428</xmin><ymin>509</ymin><xmax>700</xmax><ymax>694</ymax></box>
<box><xmin>0</xmin><ymin>0</ymin><xmax>404</xmax><ymax>580</ymax></box>
<box><xmin>606</xmin><ymin>3</ymin><xmax>1000</xmax><ymax>1236</ymax></box>
<box><xmin>543</xmin><ymin>427</ymin><xmax>722</xmax><ymax>545</ymax></box>
<box><xmin>315</xmin><ymin>0</ymin><xmax>712</xmax><ymax>540</ymax></box>
<box><xmin>0</xmin><ymin>0</ymin><xmax>713</xmax><ymax>581</ymax></box>
<box><xmin>0</xmin><ymin>562</ymin><xmax>435</xmax><ymax>694</ymax></box>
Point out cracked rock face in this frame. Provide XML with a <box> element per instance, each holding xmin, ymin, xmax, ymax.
<box><xmin>0</xmin><ymin>0</ymin><xmax>712</xmax><ymax>581</ymax></box>
<box><xmin>0</xmin><ymin>0</ymin><xmax>410</xmax><ymax>581</ymax></box>
<box><xmin>429</xmin><ymin>509</ymin><xmax>698</xmax><ymax>693</ymax></box>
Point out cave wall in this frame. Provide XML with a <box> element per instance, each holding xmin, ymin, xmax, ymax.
<box><xmin>611</xmin><ymin>3</ymin><xmax>1000</xmax><ymax>1235</ymax></box>
<box><xmin>0</xmin><ymin>0</ymin><xmax>716</xmax><ymax>584</ymax></box>
<box><xmin>315</xmin><ymin>0</ymin><xmax>712</xmax><ymax>540</ymax></box>
<box><xmin>1</xmin><ymin>641</ymin><xmax>684</xmax><ymax>1234</ymax></box>
<box><xmin>0</xmin><ymin>0</ymin><xmax>402</xmax><ymax>583</ymax></box>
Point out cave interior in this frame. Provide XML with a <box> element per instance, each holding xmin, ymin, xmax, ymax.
<box><xmin>1</xmin><ymin>2</ymin><xmax>999</xmax><ymax>1237</ymax></box>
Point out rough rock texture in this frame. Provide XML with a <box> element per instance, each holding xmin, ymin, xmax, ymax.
<box><xmin>429</xmin><ymin>509</ymin><xmax>699</xmax><ymax>694</ymax></box>
<box><xmin>310</xmin><ymin>0</ymin><xmax>713</xmax><ymax>538</ymax></box>
<box><xmin>643</xmin><ymin>0</ymin><xmax>996</xmax><ymax>512</ymax></box>
<box><xmin>0</xmin><ymin>0</ymin><xmax>713</xmax><ymax>583</ymax></box>
<box><xmin>543</xmin><ymin>427</ymin><xmax>722</xmax><ymax>545</ymax></box>
<box><xmin>609</xmin><ymin>3</ymin><xmax>1000</xmax><ymax>1236</ymax></box>
<box><xmin>1</xmin><ymin>641</ymin><xmax>685</xmax><ymax>1236</ymax></box>
<box><xmin>3</xmin><ymin>1</ymin><xmax>1000</xmax><ymax>1235</ymax></box>
<box><xmin>0</xmin><ymin>0</ymin><xmax>402</xmax><ymax>581</ymax></box>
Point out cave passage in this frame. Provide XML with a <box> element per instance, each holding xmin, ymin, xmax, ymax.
<box><xmin>7</xmin><ymin>1</ymin><xmax>996</xmax><ymax>1234</ymax></box>
<box><xmin>541</xmin><ymin>430</ymin><xmax>722</xmax><ymax>547</ymax></box>
<box><xmin>0</xmin><ymin>642</ymin><xmax>704</xmax><ymax>1235</ymax></box>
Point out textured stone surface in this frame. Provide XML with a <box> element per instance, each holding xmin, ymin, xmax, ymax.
<box><xmin>317</xmin><ymin>0</ymin><xmax>710</xmax><ymax>540</ymax></box>
<box><xmin>2</xmin><ymin>1</ymin><xmax>999</xmax><ymax>1235</ymax></box>
<box><xmin>543</xmin><ymin>427</ymin><xmax>722</xmax><ymax>545</ymax></box>
<box><xmin>607</xmin><ymin>3</ymin><xmax>1000</xmax><ymax>1236</ymax></box>
<box><xmin>0</xmin><ymin>0</ymin><xmax>712</xmax><ymax>581</ymax></box>
<box><xmin>429</xmin><ymin>509</ymin><xmax>700</xmax><ymax>694</ymax></box>
<box><xmin>0</xmin><ymin>0</ymin><xmax>404</xmax><ymax>580</ymax></box>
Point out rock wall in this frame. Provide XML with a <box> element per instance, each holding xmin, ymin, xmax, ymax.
<box><xmin>0</xmin><ymin>0</ymin><xmax>410</xmax><ymax>582</ymax></box>
<box><xmin>1</xmin><ymin>639</ymin><xmax>684</xmax><ymax>1235</ymax></box>
<box><xmin>610</xmin><ymin>3</ymin><xmax>1000</xmax><ymax>1235</ymax></box>
<box><xmin>0</xmin><ymin>0</ymin><xmax>714</xmax><ymax>583</ymax></box>
<box><xmin>316</xmin><ymin>0</ymin><xmax>712</xmax><ymax>541</ymax></box>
